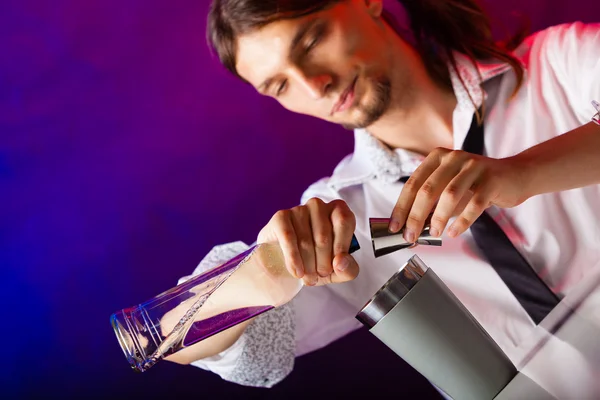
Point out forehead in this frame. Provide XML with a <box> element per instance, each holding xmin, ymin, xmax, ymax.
<box><xmin>235</xmin><ymin>18</ymin><xmax>303</xmax><ymax>87</ymax></box>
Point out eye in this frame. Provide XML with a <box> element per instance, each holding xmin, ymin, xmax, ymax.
<box><xmin>305</xmin><ymin>36</ymin><xmax>320</xmax><ymax>52</ymax></box>
<box><xmin>276</xmin><ymin>80</ymin><xmax>288</xmax><ymax>96</ymax></box>
<box><xmin>305</xmin><ymin>24</ymin><xmax>326</xmax><ymax>53</ymax></box>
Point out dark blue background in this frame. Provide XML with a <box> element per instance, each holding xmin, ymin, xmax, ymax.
<box><xmin>1</xmin><ymin>1</ymin><xmax>597</xmax><ymax>398</ymax></box>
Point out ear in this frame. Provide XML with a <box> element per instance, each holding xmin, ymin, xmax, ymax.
<box><xmin>364</xmin><ymin>0</ymin><xmax>383</xmax><ymax>18</ymax></box>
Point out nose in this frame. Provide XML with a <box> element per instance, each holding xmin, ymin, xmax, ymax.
<box><xmin>290</xmin><ymin>68</ymin><xmax>332</xmax><ymax>99</ymax></box>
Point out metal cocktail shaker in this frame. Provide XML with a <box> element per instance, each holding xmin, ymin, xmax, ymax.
<box><xmin>356</xmin><ymin>218</ymin><xmax>517</xmax><ymax>400</ymax></box>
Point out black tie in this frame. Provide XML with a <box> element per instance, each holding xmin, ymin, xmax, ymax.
<box><xmin>461</xmin><ymin>109</ymin><xmax>560</xmax><ymax>324</ymax></box>
<box><xmin>400</xmin><ymin>112</ymin><xmax>560</xmax><ymax>324</ymax></box>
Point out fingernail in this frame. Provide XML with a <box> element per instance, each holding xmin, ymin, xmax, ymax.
<box><xmin>337</xmin><ymin>256</ymin><xmax>350</xmax><ymax>271</ymax></box>
<box><xmin>295</xmin><ymin>266</ymin><xmax>304</xmax><ymax>278</ymax></box>
<box><xmin>448</xmin><ymin>226</ymin><xmax>457</xmax><ymax>237</ymax></box>
<box><xmin>317</xmin><ymin>266</ymin><xmax>332</xmax><ymax>277</ymax></box>
<box><xmin>404</xmin><ymin>230</ymin><xmax>415</xmax><ymax>243</ymax></box>
<box><xmin>429</xmin><ymin>227</ymin><xmax>439</xmax><ymax>237</ymax></box>
<box><xmin>389</xmin><ymin>220</ymin><xmax>400</xmax><ymax>233</ymax></box>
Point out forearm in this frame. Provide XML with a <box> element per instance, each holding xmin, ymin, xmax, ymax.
<box><xmin>515</xmin><ymin>122</ymin><xmax>600</xmax><ymax>198</ymax></box>
<box><xmin>185</xmin><ymin>304</ymin><xmax>296</xmax><ymax>388</ymax></box>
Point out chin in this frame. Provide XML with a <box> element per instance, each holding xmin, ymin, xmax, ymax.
<box><xmin>339</xmin><ymin>111</ymin><xmax>369</xmax><ymax>130</ymax></box>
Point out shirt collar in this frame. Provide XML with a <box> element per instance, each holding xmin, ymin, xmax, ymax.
<box><xmin>328</xmin><ymin>54</ymin><xmax>511</xmax><ymax>190</ymax></box>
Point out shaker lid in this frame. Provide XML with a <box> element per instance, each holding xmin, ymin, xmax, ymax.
<box><xmin>356</xmin><ymin>255</ymin><xmax>429</xmax><ymax>329</ymax></box>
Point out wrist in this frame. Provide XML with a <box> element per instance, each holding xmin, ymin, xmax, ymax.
<box><xmin>507</xmin><ymin>152</ymin><xmax>539</xmax><ymax>202</ymax></box>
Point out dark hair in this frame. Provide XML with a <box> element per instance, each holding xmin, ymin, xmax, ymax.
<box><xmin>207</xmin><ymin>0</ymin><xmax>526</xmax><ymax>110</ymax></box>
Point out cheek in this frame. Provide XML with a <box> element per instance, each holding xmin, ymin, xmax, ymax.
<box><xmin>339</xmin><ymin>21</ymin><xmax>389</xmax><ymax>69</ymax></box>
<box><xmin>326</xmin><ymin>24</ymin><xmax>359</xmax><ymax>60</ymax></box>
<box><xmin>337</xmin><ymin>14</ymin><xmax>383</xmax><ymax>58</ymax></box>
<box><xmin>352</xmin><ymin>35</ymin><xmax>384</xmax><ymax>63</ymax></box>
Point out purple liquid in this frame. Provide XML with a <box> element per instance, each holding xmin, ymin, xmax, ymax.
<box><xmin>182</xmin><ymin>305</ymin><xmax>274</xmax><ymax>347</ymax></box>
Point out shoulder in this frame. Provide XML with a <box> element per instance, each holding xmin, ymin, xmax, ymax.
<box><xmin>516</xmin><ymin>22</ymin><xmax>600</xmax><ymax>65</ymax></box>
<box><xmin>300</xmin><ymin>129</ymin><xmax>386</xmax><ymax>204</ymax></box>
<box><xmin>300</xmin><ymin>144</ymin><xmax>379</xmax><ymax>203</ymax></box>
<box><xmin>535</xmin><ymin>22</ymin><xmax>599</xmax><ymax>45</ymax></box>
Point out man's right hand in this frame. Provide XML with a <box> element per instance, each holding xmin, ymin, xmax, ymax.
<box><xmin>257</xmin><ymin>198</ymin><xmax>359</xmax><ymax>287</ymax></box>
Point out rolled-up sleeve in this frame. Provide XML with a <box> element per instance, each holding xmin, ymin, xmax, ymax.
<box><xmin>180</xmin><ymin>178</ymin><xmax>366</xmax><ymax>387</ymax></box>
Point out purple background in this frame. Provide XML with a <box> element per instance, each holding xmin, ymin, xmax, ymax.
<box><xmin>1</xmin><ymin>1</ymin><xmax>597</xmax><ymax>398</ymax></box>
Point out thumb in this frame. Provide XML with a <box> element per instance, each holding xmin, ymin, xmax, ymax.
<box><xmin>330</xmin><ymin>254</ymin><xmax>359</xmax><ymax>284</ymax></box>
<box><xmin>257</xmin><ymin>225</ymin><xmax>276</xmax><ymax>244</ymax></box>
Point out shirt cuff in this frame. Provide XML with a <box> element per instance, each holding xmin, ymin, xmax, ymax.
<box><xmin>218</xmin><ymin>303</ymin><xmax>295</xmax><ymax>388</ymax></box>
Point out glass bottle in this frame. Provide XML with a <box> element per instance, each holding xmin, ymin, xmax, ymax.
<box><xmin>110</xmin><ymin>236</ymin><xmax>360</xmax><ymax>372</ymax></box>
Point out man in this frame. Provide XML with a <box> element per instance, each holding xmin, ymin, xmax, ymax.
<box><xmin>168</xmin><ymin>0</ymin><xmax>600</xmax><ymax>393</ymax></box>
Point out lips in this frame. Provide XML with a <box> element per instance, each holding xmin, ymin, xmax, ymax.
<box><xmin>331</xmin><ymin>76</ymin><xmax>358</xmax><ymax>115</ymax></box>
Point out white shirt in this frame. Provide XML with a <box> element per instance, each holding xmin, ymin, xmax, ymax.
<box><xmin>182</xmin><ymin>22</ymin><xmax>600</xmax><ymax>392</ymax></box>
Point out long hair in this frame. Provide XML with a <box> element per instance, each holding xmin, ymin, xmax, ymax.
<box><xmin>207</xmin><ymin>0</ymin><xmax>526</xmax><ymax>109</ymax></box>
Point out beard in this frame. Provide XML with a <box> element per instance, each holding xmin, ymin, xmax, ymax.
<box><xmin>341</xmin><ymin>75</ymin><xmax>392</xmax><ymax>130</ymax></box>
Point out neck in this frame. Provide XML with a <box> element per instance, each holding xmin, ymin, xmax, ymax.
<box><xmin>366</xmin><ymin>30</ymin><xmax>457</xmax><ymax>156</ymax></box>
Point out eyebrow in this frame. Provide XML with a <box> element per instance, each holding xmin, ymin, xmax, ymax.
<box><xmin>257</xmin><ymin>18</ymin><xmax>319</xmax><ymax>93</ymax></box>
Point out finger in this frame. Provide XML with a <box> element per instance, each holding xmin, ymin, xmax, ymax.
<box><xmin>403</xmin><ymin>162</ymin><xmax>462</xmax><ymax>241</ymax></box>
<box><xmin>272</xmin><ymin>210</ymin><xmax>304</xmax><ymax>279</ymax></box>
<box><xmin>447</xmin><ymin>184</ymin><xmax>493</xmax><ymax>237</ymax></box>
<box><xmin>330</xmin><ymin>199</ymin><xmax>356</xmax><ymax>257</ymax></box>
<box><xmin>291</xmin><ymin>208</ymin><xmax>318</xmax><ymax>286</ymax></box>
<box><xmin>430</xmin><ymin>162</ymin><xmax>482</xmax><ymax>237</ymax></box>
<box><xmin>389</xmin><ymin>151</ymin><xmax>443</xmax><ymax>233</ymax></box>
<box><xmin>330</xmin><ymin>254</ymin><xmax>360</xmax><ymax>284</ymax></box>
<box><xmin>450</xmin><ymin>190</ymin><xmax>474</xmax><ymax>218</ymax></box>
<box><xmin>306</xmin><ymin>198</ymin><xmax>334</xmax><ymax>278</ymax></box>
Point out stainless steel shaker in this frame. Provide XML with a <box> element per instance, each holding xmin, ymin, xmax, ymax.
<box><xmin>356</xmin><ymin>218</ymin><xmax>518</xmax><ymax>399</ymax></box>
<box><xmin>356</xmin><ymin>255</ymin><xmax>517</xmax><ymax>399</ymax></box>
